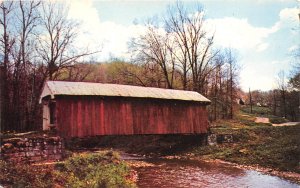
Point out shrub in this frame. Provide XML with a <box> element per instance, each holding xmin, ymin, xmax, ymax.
<box><xmin>56</xmin><ymin>152</ymin><xmax>136</xmax><ymax>188</ymax></box>
<box><xmin>269</xmin><ymin>117</ymin><xmax>288</xmax><ymax>124</ymax></box>
<box><xmin>0</xmin><ymin>151</ymin><xmax>136</xmax><ymax>188</ymax></box>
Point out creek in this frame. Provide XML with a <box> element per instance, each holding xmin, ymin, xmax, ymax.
<box><xmin>122</xmin><ymin>154</ymin><xmax>299</xmax><ymax>188</ymax></box>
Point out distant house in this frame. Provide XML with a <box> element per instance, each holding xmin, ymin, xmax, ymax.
<box><xmin>40</xmin><ymin>81</ymin><xmax>211</xmax><ymax>138</ymax></box>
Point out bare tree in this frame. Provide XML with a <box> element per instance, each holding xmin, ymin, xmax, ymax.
<box><xmin>224</xmin><ymin>49</ymin><xmax>238</xmax><ymax>119</ymax></box>
<box><xmin>8</xmin><ymin>1</ymin><xmax>41</xmax><ymax>131</ymax></box>
<box><xmin>131</xmin><ymin>1</ymin><xmax>218</xmax><ymax>92</ymax></box>
<box><xmin>0</xmin><ymin>1</ymin><xmax>97</xmax><ymax>131</ymax></box>
<box><xmin>131</xmin><ymin>23</ymin><xmax>175</xmax><ymax>89</ymax></box>
<box><xmin>277</xmin><ymin>71</ymin><xmax>287</xmax><ymax>118</ymax></box>
<box><xmin>249</xmin><ymin>88</ymin><xmax>253</xmax><ymax>114</ymax></box>
<box><xmin>0</xmin><ymin>1</ymin><xmax>14</xmax><ymax>131</ymax></box>
<box><xmin>165</xmin><ymin>2</ymin><xmax>218</xmax><ymax>92</ymax></box>
<box><xmin>207</xmin><ymin>50</ymin><xmax>239</xmax><ymax>120</ymax></box>
<box><xmin>37</xmin><ymin>2</ymin><xmax>97</xmax><ymax>81</ymax></box>
<box><xmin>289</xmin><ymin>61</ymin><xmax>300</xmax><ymax>90</ymax></box>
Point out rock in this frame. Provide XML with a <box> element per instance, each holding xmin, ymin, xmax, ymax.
<box><xmin>2</xmin><ymin>143</ymin><xmax>14</xmax><ymax>150</ymax></box>
<box><xmin>208</xmin><ymin>134</ymin><xmax>217</xmax><ymax>145</ymax></box>
<box><xmin>239</xmin><ymin>148</ymin><xmax>249</xmax><ymax>154</ymax></box>
<box><xmin>17</xmin><ymin>141</ymin><xmax>26</xmax><ymax>147</ymax></box>
<box><xmin>1</xmin><ymin>135</ymin><xmax>64</xmax><ymax>163</ymax></box>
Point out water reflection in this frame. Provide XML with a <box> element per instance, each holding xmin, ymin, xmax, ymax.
<box><xmin>134</xmin><ymin>158</ymin><xmax>299</xmax><ymax>188</ymax></box>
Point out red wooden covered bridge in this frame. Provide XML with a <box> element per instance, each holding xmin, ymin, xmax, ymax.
<box><xmin>40</xmin><ymin>81</ymin><xmax>211</xmax><ymax>138</ymax></box>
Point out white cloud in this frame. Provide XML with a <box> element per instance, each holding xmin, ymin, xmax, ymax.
<box><xmin>67</xmin><ymin>0</ymin><xmax>147</xmax><ymax>61</ymax></box>
<box><xmin>65</xmin><ymin>1</ymin><xmax>297</xmax><ymax>91</ymax></box>
<box><xmin>288</xmin><ymin>45</ymin><xmax>299</xmax><ymax>52</ymax></box>
<box><xmin>240</xmin><ymin>59</ymin><xmax>291</xmax><ymax>91</ymax></box>
<box><xmin>273</xmin><ymin>7</ymin><xmax>300</xmax><ymax>35</ymax></box>
<box><xmin>204</xmin><ymin>7</ymin><xmax>299</xmax><ymax>52</ymax></box>
<box><xmin>205</xmin><ymin>17</ymin><xmax>278</xmax><ymax>51</ymax></box>
<box><xmin>257</xmin><ymin>43</ymin><xmax>269</xmax><ymax>52</ymax></box>
<box><xmin>279</xmin><ymin>7</ymin><xmax>299</xmax><ymax>23</ymax></box>
<box><xmin>66</xmin><ymin>2</ymin><xmax>298</xmax><ymax>63</ymax></box>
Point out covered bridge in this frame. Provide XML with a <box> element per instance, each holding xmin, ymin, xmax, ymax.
<box><xmin>40</xmin><ymin>81</ymin><xmax>211</xmax><ymax>138</ymax></box>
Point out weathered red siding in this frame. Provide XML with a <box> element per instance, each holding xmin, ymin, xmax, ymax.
<box><xmin>54</xmin><ymin>96</ymin><xmax>209</xmax><ymax>137</ymax></box>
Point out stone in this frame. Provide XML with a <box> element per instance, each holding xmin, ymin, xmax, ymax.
<box><xmin>17</xmin><ymin>141</ymin><xmax>26</xmax><ymax>147</ymax></box>
<box><xmin>3</xmin><ymin>143</ymin><xmax>14</xmax><ymax>149</ymax></box>
<box><xmin>26</xmin><ymin>151</ymin><xmax>35</xmax><ymax>157</ymax></box>
<box><xmin>223</xmin><ymin>135</ymin><xmax>234</xmax><ymax>143</ymax></box>
<box><xmin>1</xmin><ymin>135</ymin><xmax>64</xmax><ymax>163</ymax></box>
<box><xmin>207</xmin><ymin>134</ymin><xmax>217</xmax><ymax>145</ymax></box>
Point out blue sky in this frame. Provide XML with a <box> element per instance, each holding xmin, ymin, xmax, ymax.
<box><xmin>68</xmin><ymin>0</ymin><xmax>299</xmax><ymax>91</ymax></box>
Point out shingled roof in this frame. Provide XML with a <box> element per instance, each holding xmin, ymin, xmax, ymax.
<box><xmin>40</xmin><ymin>81</ymin><xmax>211</xmax><ymax>103</ymax></box>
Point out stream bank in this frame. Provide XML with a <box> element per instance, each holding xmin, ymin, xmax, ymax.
<box><xmin>120</xmin><ymin>152</ymin><xmax>300</xmax><ymax>188</ymax></box>
<box><xmin>65</xmin><ymin>124</ymin><xmax>300</xmax><ymax>185</ymax></box>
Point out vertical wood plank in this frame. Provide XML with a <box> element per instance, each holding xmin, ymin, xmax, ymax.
<box><xmin>57</xmin><ymin>96</ymin><xmax>209</xmax><ymax>137</ymax></box>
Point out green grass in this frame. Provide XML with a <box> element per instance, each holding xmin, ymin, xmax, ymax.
<box><xmin>240</xmin><ymin>106</ymin><xmax>272</xmax><ymax>116</ymax></box>
<box><xmin>56</xmin><ymin>151</ymin><xmax>135</xmax><ymax>188</ymax></box>
<box><xmin>187</xmin><ymin>109</ymin><xmax>300</xmax><ymax>173</ymax></box>
<box><xmin>0</xmin><ymin>151</ymin><xmax>136</xmax><ymax>188</ymax></box>
<box><xmin>189</xmin><ymin>125</ymin><xmax>300</xmax><ymax>173</ymax></box>
<box><xmin>269</xmin><ymin>117</ymin><xmax>289</xmax><ymax>124</ymax></box>
<box><xmin>213</xmin><ymin>111</ymin><xmax>272</xmax><ymax>129</ymax></box>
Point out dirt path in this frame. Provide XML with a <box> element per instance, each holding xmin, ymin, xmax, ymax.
<box><xmin>255</xmin><ymin>117</ymin><xmax>270</xmax><ymax>124</ymax></box>
<box><xmin>272</xmin><ymin>122</ymin><xmax>300</xmax><ymax>127</ymax></box>
<box><xmin>255</xmin><ymin>117</ymin><xmax>300</xmax><ymax>126</ymax></box>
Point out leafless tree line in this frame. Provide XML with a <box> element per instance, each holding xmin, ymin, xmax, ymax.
<box><xmin>0</xmin><ymin>1</ymin><xmax>96</xmax><ymax>131</ymax></box>
<box><xmin>1</xmin><ymin>1</ymin><xmax>241</xmax><ymax>132</ymax></box>
<box><xmin>245</xmin><ymin>70</ymin><xmax>299</xmax><ymax>121</ymax></box>
<box><xmin>129</xmin><ymin>2</ymin><xmax>239</xmax><ymax>120</ymax></box>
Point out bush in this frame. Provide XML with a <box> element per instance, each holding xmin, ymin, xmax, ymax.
<box><xmin>269</xmin><ymin>117</ymin><xmax>288</xmax><ymax>124</ymax></box>
<box><xmin>0</xmin><ymin>151</ymin><xmax>136</xmax><ymax>188</ymax></box>
<box><xmin>56</xmin><ymin>152</ymin><xmax>136</xmax><ymax>188</ymax></box>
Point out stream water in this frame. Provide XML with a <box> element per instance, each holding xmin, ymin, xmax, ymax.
<box><xmin>123</xmin><ymin>155</ymin><xmax>299</xmax><ymax>188</ymax></box>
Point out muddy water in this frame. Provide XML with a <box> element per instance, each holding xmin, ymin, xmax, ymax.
<box><xmin>129</xmin><ymin>158</ymin><xmax>299</xmax><ymax>188</ymax></box>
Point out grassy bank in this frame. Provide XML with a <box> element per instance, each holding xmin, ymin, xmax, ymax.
<box><xmin>190</xmin><ymin>125</ymin><xmax>300</xmax><ymax>172</ymax></box>
<box><xmin>182</xmin><ymin>110</ymin><xmax>300</xmax><ymax>174</ymax></box>
<box><xmin>0</xmin><ymin>151</ymin><xmax>136</xmax><ymax>187</ymax></box>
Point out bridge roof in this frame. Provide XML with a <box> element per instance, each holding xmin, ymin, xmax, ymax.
<box><xmin>40</xmin><ymin>81</ymin><xmax>211</xmax><ymax>104</ymax></box>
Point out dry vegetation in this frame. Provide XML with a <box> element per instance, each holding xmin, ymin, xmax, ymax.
<box><xmin>0</xmin><ymin>151</ymin><xmax>136</xmax><ymax>187</ymax></box>
<box><xmin>182</xmin><ymin>108</ymin><xmax>300</xmax><ymax>175</ymax></box>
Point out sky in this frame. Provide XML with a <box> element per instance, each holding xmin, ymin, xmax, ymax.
<box><xmin>66</xmin><ymin>0</ymin><xmax>300</xmax><ymax>91</ymax></box>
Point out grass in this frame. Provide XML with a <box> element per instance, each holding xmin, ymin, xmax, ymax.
<box><xmin>212</xmin><ymin>112</ymin><xmax>272</xmax><ymax>129</ymax></box>
<box><xmin>0</xmin><ymin>151</ymin><xmax>136</xmax><ymax>188</ymax></box>
<box><xmin>212</xmin><ymin>125</ymin><xmax>300</xmax><ymax>172</ymax></box>
<box><xmin>240</xmin><ymin>106</ymin><xmax>272</xmax><ymax>116</ymax></box>
<box><xmin>56</xmin><ymin>151</ymin><xmax>135</xmax><ymax>188</ymax></box>
<box><xmin>240</xmin><ymin>106</ymin><xmax>289</xmax><ymax>124</ymax></box>
<box><xmin>269</xmin><ymin>117</ymin><xmax>289</xmax><ymax>124</ymax></box>
<box><xmin>186</xmin><ymin>109</ymin><xmax>300</xmax><ymax>173</ymax></box>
